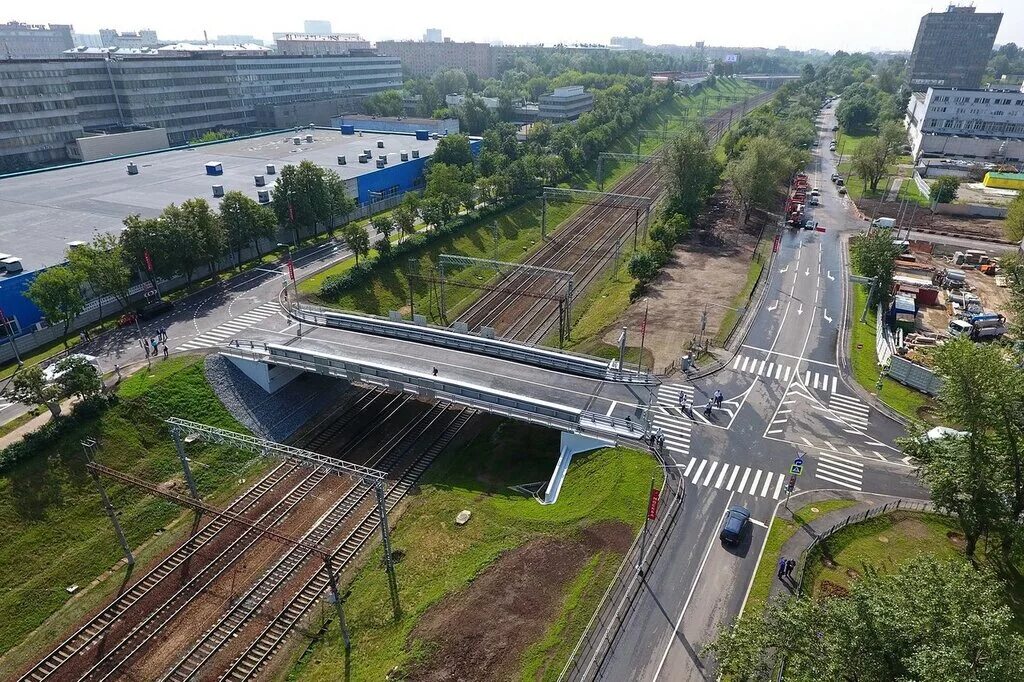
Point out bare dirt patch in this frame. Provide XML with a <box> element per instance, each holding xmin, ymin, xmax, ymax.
<box><xmin>405</xmin><ymin>521</ymin><xmax>631</xmax><ymax>682</ymax></box>
<box><xmin>818</xmin><ymin>580</ymin><xmax>850</xmax><ymax>599</ymax></box>
<box><xmin>602</xmin><ymin>182</ymin><xmax>767</xmax><ymax>372</ymax></box>
<box><xmin>855</xmin><ymin>196</ymin><xmax>1007</xmax><ymax>240</ymax></box>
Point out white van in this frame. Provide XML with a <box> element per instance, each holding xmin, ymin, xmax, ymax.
<box><xmin>872</xmin><ymin>217</ymin><xmax>896</xmax><ymax>229</ymax></box>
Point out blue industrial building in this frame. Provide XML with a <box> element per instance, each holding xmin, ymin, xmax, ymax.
<box><xmin>0</xmin><ymin>125</ymin><xmax>480</xmax><ymax>350</ymax></box>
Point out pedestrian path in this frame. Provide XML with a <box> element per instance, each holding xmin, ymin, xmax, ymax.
<box><xmin>678</xmin><ymin>456</ymin><xmax>787</xmax><ymax>501</ymax></box>
<box><xmin>813</xmin><ymin>452</ymin><xmax>864</xmax><ymax>491</ymax></box>
<box><xmin>730</xmin><ymin>353</ymin><xmax>838</xmax><ymax>393</ymax></box>
<box><xmin>827</xmin><ymin>393</ymin><xmax>870</xmax><ymax>430</ymax></box>
<box><xmin>178</xmin><ymin>302</ymin><xmax>280</xmax><ymax>351</ymax></box>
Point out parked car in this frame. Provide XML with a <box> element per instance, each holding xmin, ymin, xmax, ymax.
<box><xmin>809</xmin><ymin>196</ymin><xmax>820</xmax><ymax>206</ymax></box>
<box><xmin>838</xmin><ymin>186</ymin><xmax>848</xmax><ymax>195</ymax></box>
<box><xmin>830</xmin><ymin>173</ymin><xmax>839</xmax><ymax>182</ymax></box>
<box><xmin>835</xmin><ymin>177</ymin><xmax>845</xmax><ymax>187</ymax></box>
<box><xmin>831</xmin><ymin>125</ymin><xmax>839</xmax><ymax>131</ymax></box>
<box><xmin>136</xmin><ymin>299</ymin><xmax>174</xmax><ymax>320</ymax></box>
<box><xmin>720</xmin><ymin>506</ymin><xmax>750</xmax><ymax>545</ymax></box>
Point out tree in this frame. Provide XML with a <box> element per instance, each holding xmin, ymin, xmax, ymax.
<box><xmin>370</xmin><ymin>215</ymin><xmax>394</xmax><ymax>242</ymax></box>
<box><xmin>879</xmin><ymin>120</ymin><xmax>906</xmax><ymax>157</ymax></box>
<box><xmin>418</xmin><ymin>196</ymin><xmax>447</xmax><ymax>229</ymax></box>
<box><xmin>835</xmin><ymin>84</ymin><xmax>881</xmax><ymax>131</ymax></box>
<box><xmin>627</xmin><ymin>250</ymin><xmax>659</xmax><ymax>283</ymax></box>
<box><xmin>374</xmin><ymin>236</ymin><xmax>392</xmax><ymax>259</ymax></box>
<box><xmin>432</xmin><ymin>68</ymin><xmax>469</xmax><ymax>97</ymax></box>
<box><xmin>930</xmin><ymin>176</ymin><xmax>961</xmax><ymax>204</ymax></box>
<box><xmin>711</xmin><ymin>556</ymin><xmax>1024</xmax><ymax>682</ymax></box>
<box><xmin>219</xmin><ymin>191</ymin><xmax>278</xmax><ymax>270</ymax></box>
<box><xmin>26</xmin><ymin>266</ymin><xmax>85</xmax><ymax>349</ymax></box>
<box><xmin>66</xmin><ymin>233</ymin><xmax>133</xmax><ymax>312</ymax></box>
<box><xmin>322</xmin><ymin>170</ymin><xmax>355</xmax><ymax>237</ymax></box>
<box><xmin>850</xmin><ymin>136</ymin><xmax>890</xmax><ymax>192</ymax></box>
<box><xmin>10</xmin><ymin>356</ymin><xmax>100</xmax><ymax>418</ymax></box>
<box><xmin>850</xmin><ymin>228</ymin><xmax>901</xmax><ymax>308</ymax></box>
<box><xmin>158</xmin><ymin>199</ymin><xmax>224</xmax><ymax>288</ymax></box>
<box><xmin>726</xmin><ymin>137</ymin><xmax>800</xmax><ymax>223</ymax></box>
<box><xmin>271</xmin><ymin>161</ymin><xmax>325</xmax><ymax>243</ymax></box>
<box><xmin>424</xmin><ymin>163</ymin><xmax>473</xmax><ymax>223</ymax></box>
<box><xmin>362</xmin><ymin>90</ymin><xmax>404</xmax><ymax>117</ymax></box>
<box><xmin>432</xmin><ymin>134</ymin><xmax>474</xmax><ymax>168</ymax></box>
<box><xmin>393</xmin><ymin>203</ymin><xmax>418</xmax><ymax>237</ymax></box>
<box><xmin>1005</xmin><ymin>194</ymin><xmax>1024</xmax><ymax>242</ymax></box>
<box><xmin>660</xmin><ymin>129</ymin><xmax>721</xmax><ymax>221</ymax></box>
<box><xmin>340</xmin><ymin>223</ymin><xmax>370</xmax><ymax>264</ymax></box>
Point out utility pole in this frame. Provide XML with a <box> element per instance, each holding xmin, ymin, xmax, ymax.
<box><xmin>323</xmin><ymin>554</ymin><xmax>351</xmax><ymax>650</ymax></box>
<box><xmin>638</xmin><ymin>299</ymin><xmax>649</xmax><ymax>373</ymax></box>
<box><xmin>617</xmin><ymin>327</ymin><xmax>627</xmax><ymax>373</ymax></box>
<box><xmin>82</xmin><ymin>439</ymin><xmax>134</xmax><ymax>567</ymax></box>
<box><xmin>373</xmin><ymin>480</ymin><xmax>402</xmax><ymax>620</ymax></box>
<box><xmin>407</xmin><ymin>258</ymin><xmax>418</xmax><ymax>320</ymax></box>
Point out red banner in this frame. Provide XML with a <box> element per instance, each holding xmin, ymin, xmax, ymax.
<box><xmin>772</xmin><ymin>235</ymin><xmax>780</xmax><ymax>253</ymax></box>
<box><xmin>647</xmin><ymin>487</ymin><xmax>661</xmax><ymax>520</ymax></box>
<box><xmin>814</xmin><ymin>226</ymin><xmax>826</xmax><ymax>233</ymax></box>
<box><xmin>143</xmin><ymin>249</ymin><xmax>154</xmax><ymax>272</ymax></box>
<box><xmin>287</xmin><ymin>259</ymin><xmax>295</xmax><ymax>281</ymax></box>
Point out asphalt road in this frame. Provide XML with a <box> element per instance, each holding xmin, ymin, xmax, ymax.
<box><xmin>594</xmin><ymin>102</ymin><xmax>928</xmax><ymax>682</ymax></box>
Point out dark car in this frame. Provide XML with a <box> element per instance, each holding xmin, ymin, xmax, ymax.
<box><xmin>136</xmin><ymin>299</ymin><xmax>174</xmax><ymax>320</ymax></box>
<box><xmin>720</xmin><ymin>505</ymin><xmax>750</xmax><ymax>544</ymax></box>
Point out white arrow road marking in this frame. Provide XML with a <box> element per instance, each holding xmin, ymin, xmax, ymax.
<box><xmin>797</xmin><ymin>304</ymin><xmax>804</xmax><ymax>315</ymax></box>
<box><xmin>768</xmin><ymin>300</ymin><xmax>779</xmax><ymax>311</ymax></box>
<box><xmin>827</xmin><ymin>270</ymin><xmax>835</xmax><ymax>281</ymax></box>
<box><xmin>824</xmin><ymin>309</ymin><xmax>832</xmax><ymax>323</ymax></box>
<box><xmin>780</xmin><ymin>265</ymin><xmax>789</xmax><ymax>273</ymax></box>
<box><xmin>804</xmin><ymin>267</ymin><xmax>810</xmax><ymax>277</ymax></box>
<box><xmin>901</xmin><ymin>456</ymin><xmax>915</xmax><ymax>466</ymax></box>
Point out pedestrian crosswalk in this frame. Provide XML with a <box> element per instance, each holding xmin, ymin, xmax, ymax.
<box><xmin>827</xmin><ymin>393</ymin><xmax>870</xmax><ymax>431</ymax></box>
<box><xmin>680</xmin><ymin>456</ymin><xmax>788</xmax><ymax>501</ymax></box>
<box><xmin>731</xmin><ymin>353</ymin><xmax>838</xmax><ymax>393</ymax></box>
<box><xmin>178</xmin><ymin>302</ymin><xmax>280</xmax><ymax>351</ymax></box>
<box><xmin>814</xmin><ymin>452</ymin><xmax>864</xmax><ymax>491</ymax></box>
<box><xmin>0</xmin><ymin>401</ymin><xmax>11</xmax><ymax>413</ymax></box>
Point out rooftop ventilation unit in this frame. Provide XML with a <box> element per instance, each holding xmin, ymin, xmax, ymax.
<box><xmin>337</xmin><ymin>155</ymin><xmax>347</xmax><ymax>165</ymax></box>
<box><xmin>266</xmin><ymin>164</ymin><xmax>276</xmax><ymax>174</ymax></box>
<box><xmin>377</xmin><ymin>140</ymin><xmax>385</xmax><ymax>148</ymax></box>
<box><xmin>411</xmin><ymin>149</ymin><xmax>420</xmax><ymax>159</ymax></box>
<box><xmin>66</xmin><ymin>240</ymin><xmax>87</xmax><ymax>249</ymax></box>
<box><xmin>400</xmin><ymin>150</ymin><xmax>408</xmax><ymax>161</ymax></box>
<box><xmin>359</xmin><ymin>154</ymin><xmax>369</xmax><ymax>163</ymax></box>
<box><xmin>205</xmin><ymin>161</ymin><xmax>223</xmax><ymax>175</ymax></box>
<box><xmin>257</xmin><ymin>190</ymin><xmax>270</xmax><ymax>203</ymax></box>
<box><xmin>292</xmin><ymin>136</ymin><xmax>301</xmax><ymax>145</ymax></box>
<box><xmin>376</xmin><ymin>159</ymin><xmax>386</xmax><ymax>168</ymax></box>
<box><xmin>126</xmin><ymin>162</ymin><xmax>139</xmax><ymax>175</ymax></box>
<box><xmin>254</xmin><ymin>175</ymin><xmax>266</xmax><ymax>187</ymax></box>
<box><xmin>305</xmin><ymin>134</ymin><xmax>314</xmax><ymax>143</ymax></box>
<box><xmin>1</xmin><ymin>257</ymin><xmax>23</xmax><ymax>273</ymax></box>
<box><xmin>362</xmin><ymin>148</ymin><xmax>372</xmax><ymax>157</ymax></box>
<box><xmin>212</xmin><ymin>184</ymin><xmax>225</xmax><ymax>197</ymax></box>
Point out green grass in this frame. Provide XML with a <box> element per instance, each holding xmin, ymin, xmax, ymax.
<box><xmin>804</xmin><ymin>512</ymin><xmax>962</xmax><ymax>596</ymax></box>
<box><xmin>743</xmin><ymin>499</ymin><xmax>859</xmax><ymax>616</ymax></box>
<box><xmin>0</xmin><ymin>408</ymin><xmax>42</xmax><ymax>438</ymax></box>
<box><xmin>0</xmin><ymin>356</ymin><xmax>269</xmax><ymax>673</ymax></box>
<box><xmin>848</xmin><ymin>284</ymin><xmax>935</xmax><ymax>423</ymax></box>
<box><xmin>716</xmin><ymin>236</ymin><xmax>771</xmax><ymax>345</ymax></box>
<box><xmin>288</xmin><ymin>418</ymin><xmax>662</xmax><ymax>681</ymax></box>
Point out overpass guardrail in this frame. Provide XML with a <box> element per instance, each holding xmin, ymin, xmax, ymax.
<box><xmin>287</xmin><ymin>304</ymin><xmax>657</xmax><ymax>385</ymax></box>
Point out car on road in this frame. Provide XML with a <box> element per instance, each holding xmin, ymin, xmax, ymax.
<box><xmin>831</xmin><ymin>173</ymin><xmax>839</xmax><ymax>182</ymax></box>
<box><xmin>835</xmin><ymin>177</ymin><xmax>845</xmax><ymax>187</ymax></box>
<box><xmin>809</xmin><ymin>196</ymin><xmax>820</xmax><ymax>206</ymax></box>
<box><xmin>838</xmin><ymin>186</ymin><xmax>848</xmax><ymax>195</ymax></box>
<box><xmin>720</xmin><ymin>505</ymin><xmax>750</xmax><ymax>545</ymax></box>
<box><xmin>831</xmin><ymin>125</ymin><xmax>839</xmax><ymax>131</ymax></box>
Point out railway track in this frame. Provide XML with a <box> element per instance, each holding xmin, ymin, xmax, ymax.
<box><xmin>457</xmin><ymin>92</ymin><xmax>772</xmax><ymax>345</ymax></box>
<box><xmin>18</xmin><ymin>386</ymin><xmax>399</xmax><ymax>682</ymax></box>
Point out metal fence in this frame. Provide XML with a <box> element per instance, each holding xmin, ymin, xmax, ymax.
<box><xmin>557</xmin><ymin>456</ymin><xmax>685</xmax><ymax>681</ymax></box>
<box><xmin>795</xmin><ymin>499</ymin><xmax>935</xmax><ymax>595</ymax></box>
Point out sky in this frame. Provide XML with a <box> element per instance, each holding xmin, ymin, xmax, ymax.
<box><xmin>11</xmin><ymin>0</ymin><xmax>1024</xmax><ymax>53</ymax></box>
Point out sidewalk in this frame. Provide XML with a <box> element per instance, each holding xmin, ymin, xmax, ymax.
<box><xmin>768</xmin><ymin>491</ymin><xmax>929</xmax><ymax>600</ymax></box>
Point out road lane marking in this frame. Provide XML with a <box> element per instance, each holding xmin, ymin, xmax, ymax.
<box><xmin>727</xmin><ymin>466</ymin><xmax>739</xmax><ymax>490</ymax></box>
<box><xmin>760</xmin><ymin>473</ymin><xmax>773</xmax><ymax>498</ymax></box>
<box><xmin>684</xmin><ymin>457</ymin><xmax>697</xmax><ymax>477</ymax></box>
<box><xmin>691</xmin><ymin>459</ymin><xmax>707</xmax><ymax>484</ymax></box>
<box><xmin>748</xmin><ymin>470</ymin><xmax>763</xmax><ymax>496</ymax></box>
<box><xmin>702</xmin><ymin>461</ymin><xmax>719</xmax><ymax>486</ymax></box>
<box><xmin>749</xmin><ymin>517</ymin><xmax>769</xmax><ymax>529</ymax></box>
<box><xmin>715</xmin><ymin>464</ymin><xmax>730</xmax><ymax>489</ymax></box>
<box><xmin>773</xmin><ymin>476</ymin><xmax>785</xmax><ymax>499</ymax></box>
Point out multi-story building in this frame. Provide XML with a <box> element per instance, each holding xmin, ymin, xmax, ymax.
<box><xmin>376</xmin><ymin>39</ymin><xmax>493</xmax><ymax>78</ymax></box>
<box><xmin>99</xmin><ymin>29</ymin><xmax>160</xmax><ymax>49</ymax></box>
<box><xmin>304</xmin><ymin>20</ymin><xmax>332</xmax><ymax>35</ymax></box>
<box><xmin>215</xmin><ymin>35</ymin><xmax>262</xmax><ymax>46</ymax></box>
<box><xmin>275</xmin><ymin>33</ymin><xmax>372</xmax><ymax>56</ymax></box>
<box><xmin>906</xmin><ymin>86</ymin><xmax>1024</xmax><ymax>162</ymax></box>
<box><xmin>0</xmin><ymin>52</ymin><xmax>403</xmax><ymax>172</ymax></box>
<box><xmin>423</xmin><ymin>29</ymin><xmax>443</xmax><ymax>43</ymax></box>
<box><xmin>907</xmin><ymin>5</ymin><xmax>1002</xmax><ymax>91</ymax></box>
<box><xmin>611</xmin><ymin>36</ymin><xmax>644</xmax><ymax>50</ymax></box>
<box><xmin>0</xmin><ymin>22</ymin><xmax>74</xmax><ymax>59</ymax></box>
<box><xmin>538</xmin><ymin>86</ymin><xmax>594</xmax><ymax>121</ymax></box>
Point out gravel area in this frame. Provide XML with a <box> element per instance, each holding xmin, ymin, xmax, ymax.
<box><xmin>203</xmin><ymin>354</ymin><xmax>349</xmax><ymax>442</ymax></box>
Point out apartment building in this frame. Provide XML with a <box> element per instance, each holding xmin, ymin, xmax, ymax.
<box><xmin>908</xmin><ymin>5</ymin><xmax>1002</xmax><ymax>90</ymax></box>
<box><xmin>376</xmin><ymin>39</ymin><xmax>493</xmax><ymax>78</ymax></box>
<box><xmin>0</xmin><ymin>22</ymin><xmax>75</xmax><ymax>59</ymax></box>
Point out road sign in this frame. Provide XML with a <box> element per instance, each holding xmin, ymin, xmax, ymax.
<box><xmin>793</xmin><ymin>456</ymin><xmax>804</xmax><ymax>466</ymax></box>
<box><xmin>647</xmin><ymin>487</ymin><xmax>661</xmax><ymax>521</ymax></box>
<box><xmin>786</xmin><ymin>475</ymin><xmax>797</xmax><ymax>492</ymax></box>
<box><xmin>790</xmin><ymin>464</ymin><xmax>804</xmax><ymax>475</ymax></box>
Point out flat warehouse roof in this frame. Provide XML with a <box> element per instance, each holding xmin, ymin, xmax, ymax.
<box><xmin>0</xmin><ymin>129</ymin><xmax>439</xmax><ymax>272</ymax></box>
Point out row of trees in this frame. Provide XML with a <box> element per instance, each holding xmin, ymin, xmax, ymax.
<box><xmin>27</xmin><ymin>160</ymin><xmax>357</xmax><ymax>349</ymax></box>
<box><xmin>849</xmin><ymin>121</ymin><xmax>907</xmax><ymax>193</ymax></box>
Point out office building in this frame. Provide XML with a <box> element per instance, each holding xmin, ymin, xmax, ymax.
<box><xmin>424</xmin><ymin>28</ymin><xmax>443</xmax><ymax>43</ymax></box>
<box><xmin>611</xmin><ymin>36</ymin><xmax>644</xmax><ymax>50</ymax></box>
<box><xmin>73</xmin><ymin>33</ymin><xmax>103</xmax><ymax>48</ymax></box>
<box><xmin>0</xmin><ymin>52</ymin><xmax>403</xmax><ymax>172</ymax></box>
<box><xmin>304</xmin><ymin>20</ymin><xmax>332</xmax><ymax>35</ymax></box>
<box><xmin>0</xmin><ymin>22</ymin><xmax>74</xmax><ymax>59</ymax></box>
<box><xmin>99</xmin><ymin>29</ymin><xmax>160</xmax><ymax>49</ymax></box>
<box><xmin>275</xmin><ymin>33</ymin><xmax>372</xmax><ymax>56</ymax></box>
<box><xmin>538</xmin><ymin>86</ymin><xmax>594</xmax><ymax>121</ymax></box>
<box><xmin>215</xmin><ymin>35</ymin><xmax>262</xmax><ymax>46</ymax></box>
<box><xmin>906</xmin><ymin>86</ymin><xmax>1024</xmax><ymax>162</ymax></box>
<box><xmin>908</xmin><ymin>5</ymin><xmax>1002</xmax><ymax>90</ymax></box>
<box><xmin>0</xmin><ymin>127</ymin><xmax>479</xmax><ymax>339</ymax></box>
<box><xmin>376</xmin><ymin>39</ymin><xmax>493</xmax><ymax>78</ymax></box>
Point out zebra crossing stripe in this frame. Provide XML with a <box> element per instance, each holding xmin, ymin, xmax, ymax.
<box><xmin>760</xmin><ymin>473</ymin><xmax>774</xmax><ymax>498</ymax></box>
<box><xmin>831</xmin><ymin>376</ymin><xmax>838</xmax><ymax>392</ymax></box>
<box><xmin>749</xmin><ymin>469</ymin><xmax>763</xmax><ymax>495</ymax></box>
<box><xmin>773</xmin><ymin>475</ymin><xmax>785</xmax><ymax>499</ymax></box>
<box><xmin>715</xmin><ymin>465</ymin><xmax>729</xmax><ymax>488</ymax></box>
<box><xmin>775</xmin><ymin>364</ymin><xmax>783</xmax><ymax>379</ymax></box>
<box><xmin>783</xmin><ymin>366</ymin><xmax>791</xmax><ymax>381</ymax></box>
<box><xmin>684</xmin><ymin>457</ymin><xmax>697</xmax><ymax>477</ymax></box>
<box><xmin>727</xmin><ymin>466</ymin><xmax>739</xmax><ymax>490</ymax></box>
<box><xmin>733</xmin><ymin>355</ymin><xmax>742</xmax><ymax>369</ymax></box>
<box><xmin>737</xmin><ymin>467</ymin><xmax>751</xmax><ymax>493</ymax></box>
<box><xmin>702</xmin><ymin>461</ymin><xmax>719</xmax><ymax>486</ymax></box>
<box><xmin>692</xmin><ymin>459</ymin><xmax>707</xmax><ymax>484</ymax></box>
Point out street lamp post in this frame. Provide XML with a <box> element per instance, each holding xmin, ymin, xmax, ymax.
<box><xmin>0</xmin><ymin>304</ymin><xmax>22</xmax><ymax>365</ymax></box>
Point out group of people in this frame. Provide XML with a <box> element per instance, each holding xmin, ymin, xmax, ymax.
<box><xmin>142</xmin><ymin>328</ymin><xmax>169</xmax><ymax>359</ymax></box>
<box><xmin>777</xmin><ymin>557</ymin><xmax>797</xmax><ymax>580</ymax></box>
<box><xmin>678</xmin><ymin>389</ymin><xmax>726</xmax><ymax>419</ymax></box>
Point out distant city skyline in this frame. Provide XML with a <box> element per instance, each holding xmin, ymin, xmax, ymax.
<box><xmin>7</xmin><ymin>0</ymin><xmax>1023</xmax><ymax>52</ymax></box>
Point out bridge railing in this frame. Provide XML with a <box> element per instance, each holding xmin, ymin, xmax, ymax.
<box><xmin>287</xmin><ymin>304</ymin><xmax>657</xmax><ymax>385</ymax></box>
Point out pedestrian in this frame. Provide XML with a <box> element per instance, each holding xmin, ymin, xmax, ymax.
<box><xmin>144</xmin><ymin>343</ymin><xmax>150</xmax><ymax>358</ymax></box>
<box><xmin>80</xmin><ymin>331</ymin><xmax>88</xmax><ymax>344</ymax></box>
<box><xmin>785</xmin><ymin>559</ymin><xmax>796</xmax><ymax>578</ymax></box>
<box><xmin>657</xmin><ymin>430</ymin><xmax>665</xmax><ymax>450</ymax></box>
<box><xmin>777</xmin><ymin>557</ymin><xmax>787</xmax><ymax>579</ymax></box>
<box><xmin>704</xmin><ymin>399</ymin><xmax>714</xmax><ymax>417</ymax></box>
<box><xmin>625</xmin><ymin>415</ymin><xmax>633</xmax><ymax>432</ymax></box>
<box><xmin>432</xmin><ymin>366</ymin><xmax>438</xmax><ymax>376</ymax></box>
<box><xmin>162</xmin><ymin>344</ymin><xmax>169</xmax><ymax>359</ymax></box>
<box><xmin>114</xmin><ymin>364</ymin><xmax>121</xmax><ymax>380</ymax></box>
<box><xmin>714</xmin><ymin>389</ymin><xmax>723</xmax><ymax>408</ymax></box>
<box><xmin>649</xmin><ymin>433</ymin><xmax>656</xmax><ymax>447</ymax></box>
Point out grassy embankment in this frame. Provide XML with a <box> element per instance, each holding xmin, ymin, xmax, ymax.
<box><xmin>301</xmin><ymin>79</ymin><xmax>764</xmax><ymax>328</ymax></box>
<box><xmin>288</xmin><ymin>418</ymin><xmax>661</xmax><ymax>681</ymax></box>
<box><xmin>0</xmin><ymin>357</ymin><xmax>268</xmax><ymax>676</ymax></box>
<box><xmin>834</xmin><ymin>129</ymin><xmax>926</xmax><ymax>207</ymax></box>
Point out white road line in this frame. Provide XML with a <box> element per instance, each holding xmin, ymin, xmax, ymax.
<box><xmin>748</xmin><ymin>469</ymin><xmax>763</xmax><ymax>496</ymax></box>
<box><xmin>804</xmin><ymin>370</ymin><xmax>811</xmax><ymax>384</ymax></box>
<box><xmin>829</xmin><ymin>393</ymin><xmax>866</xmax><ymax>407</ymax></box>
<box><xmin>775</xmin><ymin>364</ymin><xmax>783</xmax><ymax>379</ymax></box>
<box><xmin>758</xmin><ymin>359</ymin><xmax>767</xmax><ymax>374</ymax></box>
<box><xmin>772</xmin><ymin>418</ymin><xmax>788</xmax><ymax>424</ymax></box>
<box><xmin>715</xmin><ymin>464</ymin><xmax>730</xmax><ymax>489</ymax></box>
<box><xmin>831</xmin><ymin>376</ymin><xmax>837</xmax><ymax>393</ymax></box>
<box><xmin>732</xmin><ymin>355</ymin><xmax>742</xmax><ymax>369</ymax></box>
<box><xmin>848</xmin><ymin>445</ymin><xmax>864</xmax><ymax>458</ymax></box>
<box><xmin>783</xmin><ymin>366</ymin><xmax>791</xmax><ymax>381</ymax></box>
<box><xmin>812</xmin><ymin>373</ymin><xmax>820</xmax><ymax>389</ymax></box>
<box><xmin>683</xmin><ymin>456</ymin><xmax>697</xmax><ymax>477</ymax></box>
<box><xmin>702</xmin><ymin>461</ymin><xmax>719</xmax><ymax>487</ymax></box>
<box><xmin>766</xmin><ymin>429</ymin><xmax>783</xmax><ymax>435</ymax></box>
<box><xmin>741</xmin><ymin>356</ymin><xmax>751</xmax><ymax>372</ymax></box>
<box><xmin>749</xmin><ymin>518</ymin><xmax>769</xmax><ymax>529</ymax></box>
<box><xmin>760</xmin><ymin>473</ymin><xmax>773</xmax><ymax>498</ymax></box>
<box><xmin>801</xmin><ymin>437</ymin><xmax>814</xmax><ymax>447</ymax></box>
<box><xmin>819</xmin><ymin>452</ymin><xmax>863</xmax><ymax>468</ymax></box>
<box><xmin>606</xmin><ymin>401</ymin><xmax>617</xmax><ymax>416</ymax></box>
<box><xmin>823</xmin><ymin>441</ymin><xmax>837</xmax><ymax>451</ymax></box>
<box><xmin>773</xmin><ymin>476</ymin><xmax>785</xmax><ymax>499</ymax></box>
<box><xmin>727</xmin><ymin>466</ymin><xmax>739</xmax><ymax>491</ymax></box>
<box><xmin>691</xmin><ymin>459</ymin><xmax>707</xmax><ymax>484</ymax></box>
<box><xmin>738</xmin><ymin>467</ymin><xmax>751</xmax><ymax>494</ymax></box>
<box><xmin>815</xmin><ymin>472</ymin><xmax>861</xmax><ymax>490</ymax></box>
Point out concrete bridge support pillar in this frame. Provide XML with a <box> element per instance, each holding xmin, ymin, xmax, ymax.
<box><xmin>541</xmin><ymin>432</ymin><xmax>614</xmax><ymax>505</ymax></box>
